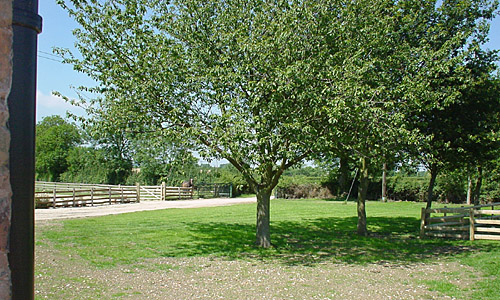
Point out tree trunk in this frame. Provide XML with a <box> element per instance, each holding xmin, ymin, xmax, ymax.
<box><xmin>426</xmin><ymin>164</ymin><xmax>438</xmax><ymax>210</ymax></box>
<box><xmin>466</xmin><ymin>175</ymin><xmax>472</xmax><ymax>205</ymax></box>
<box><xmin>381</xmin><ymin>162</ymin><xmax>387</xmax><ymax>202</ymax></box>
<box><xmin>256</xmin><ymin>188</ymin><xmax>272</xmax><ymax>248</ymax></box>
<box><xmin>338</xmin><ymin>155</ymin><xmax>349</xmax><ymax>197</ymax></box>
<box><xmin>357</xmin><ymin>157</ymin><xmax>369</xmax><ymax>236</ymax></box>
<box><xmin>473</xmin><ymin>166</ymin><xmax>483</xmax><ymax>205</ymax></box>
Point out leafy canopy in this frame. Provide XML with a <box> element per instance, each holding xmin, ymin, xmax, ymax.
<box><xmin>56</xmin><ymin>0</ymin><xmax>335</xmax><ymax>192</ymax></box>
<box><xmin>35</xmin><ymin>115</ymin><xmax>81</xmax><ymax>181</ymax></box>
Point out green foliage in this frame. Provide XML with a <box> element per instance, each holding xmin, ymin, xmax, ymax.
<box><xmin>283</xmin><ymin>166</ymin><xmax>328</xmax><ymax>178</ymax></box>
<box><xmin>57</xmin><ymin>0</ymin><xmax>331</xmax><ymax>194</ymax></box>
<box><xmin>276</xmin><ymin>166</ymin><xmax>332</xmax><ymax>199</ymax></box>
<box><xmin>35</xmin><ymin>116</ymin><xmax>81</xmax><ymax>181</ymax></box>
<box><xmin>273</xmin><ymin>161</ymin><xmax>500</xmax><ymax>203</ymax></box>
<box><xmin>371</xmin><ymin>174</ymin><xmax>470</xmax><ymax>203</ymax></box>
<box><xmin>476</xmin><ymin>157</ymin><xmax>500</xmax><ymax>202</ymax></box>
<box><xmin>57</xmin><ymin>0</ymin><xmax>344</xmax><ymax>246</ymax></box>
<box><xmin>82</xmin><ymin>125</ymin><xmax>133</xmax><ymax>185</ymax></box>
<box><xmin>128</xmin><ymin>133</ymin><xmax>198</xmax><ymax>186</ymax></box>
<box><xmin>210</xmin><ymin>164</ymin><xmax>250</xmax><ymax>196</ymax></box>
<box><xmin>60</xmin><ymin>146</ymin><xmax>132</xmax><ymax>185</ymax></box>
<box><xmin>55</xmin><ymin>0</ymin><xmax>500</xmax><ymax>243</ymax></box>
<box><xmin>275</xmin><ymin>183</ymin><xmax>333</xmax><ymax>200</ymax></box>
<box><xmin>60</xmin><ymin>147</ymin><xmax>109</xmax><ymax>184</ymax></box>
<box><xmin>35</xmin><ymin>112</ymin><xmax>137</xmax><ymax>185</ymax></box>
<box><xmin>277</xmin><ymin>175</ymin><xmax>326</xmax><ymax>188</ymax></box>
<box><xmin>404</xmin><ymin>2</ymin><xmax>500</xmax><ymax>178</ymax></box>
<box><xmin>434</xmin><ymin>171</ymin><xmax>468</xmax><ymax>203</ymax></box>
<box><xmin>386</xmin><ymin>176</ymin><xmax>429</xmax><ymax>202</ymax></box>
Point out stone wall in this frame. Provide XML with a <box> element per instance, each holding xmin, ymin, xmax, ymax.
<box><xmin>0</xmin><ymin>0</ymin><xmax>12</xmax><ymax>299</ymax></box>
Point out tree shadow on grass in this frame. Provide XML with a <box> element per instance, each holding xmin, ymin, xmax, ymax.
<box><xmin>180</xmin><ymin>216</ymin><xmax>495</xmax><ymax>266</ymax></box>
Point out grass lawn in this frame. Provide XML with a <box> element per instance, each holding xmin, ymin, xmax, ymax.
<box><xmin>36</xmin><ymin>199</ymin><xmax>500</xmax><ymax>299</ymax></box>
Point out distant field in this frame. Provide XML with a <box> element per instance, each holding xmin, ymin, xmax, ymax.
<box><xmin>35</xmin><ymin>200</ymin><xmax>500</xmax><ymax>299</ymax></box>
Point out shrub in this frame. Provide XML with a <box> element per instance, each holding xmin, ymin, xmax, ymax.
<box><xmin>386</xmin><ymin>176</ymin><xmax>429</xmax><ymax>202</ymax></box>
<box><xmin>275</xmin><ymin>175</ymin><xmax>333</xmax><ymax>199</ymax></box>
<box><xmin>434</xmin><ymin>172</ymin><xmax>467</xmax><ymax>204</ymax></box>
<box><xmin>275</xmin><ymin>183</ymin><xmax>333</xmax><ymax>199</ymax></box>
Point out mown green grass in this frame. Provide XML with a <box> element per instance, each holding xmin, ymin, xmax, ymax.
<box><xmin>37</xmin><ymin>199</ymin><xmax>500</xmax><ymax>299</ymax></box>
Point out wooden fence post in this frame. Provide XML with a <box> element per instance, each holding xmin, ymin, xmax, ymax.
<box><xmin>120</xmin><ymin>185</ymin><xmax>124</xmax><ymax>203</ymax></box>
<box><xmin>469</xmin><ymin>209</ymin><xmax>475</xmax><ymax>241</ymax></box>
<box><xmin>136</xmin><ymin>183</ymin><xmax>141</xmax><ymax>203</ymax></box>
<box><xmin>91</xmin><ymin>187</ymin><xmax>94</xmax><ymax>206</ymax></box>
<box><xmin>162</xmin><ymin>182</ymin><xmax>166</xmax><ymax>201</ymax></box>
<box><xmin>420</xmin><ymin>207</ymin><xmax>426</xmax><ymax>238</ymax></box>
<box><xmin>109</xmin><ymin>186</ymin><xmax>112</xmax><ymax>205</ymax></box>
<box><xmin>72</xmin><ymin>188</ymin><xmax>76</xmax><ymax>207</ymax></box>
<box><xmin>52</xmin><ymin>188</ymin><xmax>56</xmax><ymax>208</ymax></box>
<box><xmin>178</xmin><ymin>187</ymin><xmax>181</xmax><ymax>200</ymax></box>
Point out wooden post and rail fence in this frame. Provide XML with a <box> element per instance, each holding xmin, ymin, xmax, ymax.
<box><xmin>420</xmin><ymin>202</ymin><xmax>500</xmax><ymax>241</ymax></box>
<box><xmin>35</xmin><ymin>181</ymin><xmax>194</xmax><ymax>208</ymax></box>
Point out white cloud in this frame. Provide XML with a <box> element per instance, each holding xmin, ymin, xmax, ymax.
<box><xmin>36</xmin><ymin>90</ymin><xmax>85</xmax><ymax>122</ymax></box>
<box><xmin>36</xmin><ymin>90</ymin><xmax>74</xmax><ymax>109</ymax></box>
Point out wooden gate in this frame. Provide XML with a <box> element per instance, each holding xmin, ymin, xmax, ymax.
<box><xmin>420</xmin><ymin>202</ymin><xmax>500</xmax><ymax>241</ymax></box>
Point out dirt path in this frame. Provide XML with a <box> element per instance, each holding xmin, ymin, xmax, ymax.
<box><xmin>36</xmin><ymin>245</ymin><xmax>468</xmax><ymax>300</ymax></box>
<box><xmin>35</xmin><ymin>197</ymin><xmax>257</xmax><ymax>221</ymax></box>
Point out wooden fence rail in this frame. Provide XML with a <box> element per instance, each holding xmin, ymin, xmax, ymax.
<box><xmin>136</xmin><ymin>183</ymin><xmax>193</xmax><ymax>201</ymax></box>
<box><xmin>35</xmin><ymin>184</ymin><xmax>141</xmax><ymax>208</ymax></box>
<box><xmin>36</xmin><ymin>181</ymin><xmax>118</xmax><ymax>190</ymax></box>
<box><xmin>35</xmin><ymin>181</ymin><xmax>195</xmax><ymax>208</ymax></box>
<box><xmin>420</xmin><ymin>202</ymin><xmax>500</xmax><ymax>241</ymax></box>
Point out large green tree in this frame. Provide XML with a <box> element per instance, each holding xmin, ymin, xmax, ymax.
<box><xmin>35</xmin><ymin>115</ymin><xmax>81</xmax><ymax>181</ymax></box>
<box><xmin>318</xmin><ymin>0</ymin><xmax>498</xmax><ymax>234</ymax></box>
<box><xmin>57</xmin><ymin>0</ymin><xmax>335</xmax><ymax>247</ymax></box>
<box><xmin>417</xmin><ymin>66</ymin><xmax>500</xmax><ymax>207</ymax></box>
<box><xmin>404</xmin><ymin>2</ymin><xmax>500</xmax><ymax>209</ymax></box>
<box><xmin>56</xmin><ymin>0</ymin><xmax>498</xmax><ymax>244</ymax></box>
<box><xmin>318</xmin><ymin>0</ymin><xmax>430</xmax><ymax>235</ymax></box>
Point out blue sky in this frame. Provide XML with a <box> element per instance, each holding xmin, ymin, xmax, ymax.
<box><xmin>37</xmin><ymin>0</ymin><xmax>91</xmax><ymax>122</ymax></box>
<box><xmin>36</xmin><ymin>0</ymin><xmax>500</xmax><ymax>123</ymax></box>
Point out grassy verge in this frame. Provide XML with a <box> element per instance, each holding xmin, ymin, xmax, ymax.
<box><xmin>36</xmin><ymin>199</ymin><xmax>500</xmax><ymax>299</ymax></box>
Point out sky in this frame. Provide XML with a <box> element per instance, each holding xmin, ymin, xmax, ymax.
<box><xmin>37</xmin><ymin>0</ymin><xmax>92</xmax><ymax>122</ymax></box>
<box><xmin>36</xmin><ymin>1</ymin><xmax>500</xmax><ymax>123</ymax></box>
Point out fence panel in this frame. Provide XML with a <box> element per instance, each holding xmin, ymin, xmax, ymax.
<box><xmin>420</xmin><ymin>202</ymin><xmax>500</xmax><ymax>241</ymax></box>
<box><xmin>35</xmin><ymin>181</ymin><xmax>196</xmax><ymax>208</ymax></box>
<box><xmin>35</xmin><ymin>182</ymin><xmax>139</xmax><ymax>208</ymax></box>
<box><xmin>471</xmin><ymin>209</ymin><xmax>500</xmax><ymax>241</ymax></box>
<box><xmin>164</xmin><ymin>186</ymin><xmax>193</xmax><ymax>200</ymax></box>
<box><xmin>195</xmin><ymin>183</ymin><xmax>232</xmax><ymax>199</ymax></box>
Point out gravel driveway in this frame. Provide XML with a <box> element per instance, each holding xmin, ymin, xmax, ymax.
<box><xmin>35</xmin><ymin>197</ymin><xmax>257</xmax><ymax>221</ymax></box>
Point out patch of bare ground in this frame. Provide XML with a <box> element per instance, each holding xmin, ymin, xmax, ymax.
<box><xmin>35</xmin><ymin>237</ymin><xmax>477</xmax><ymax>300</ymax></box>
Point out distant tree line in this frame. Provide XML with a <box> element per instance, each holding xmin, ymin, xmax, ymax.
<box><xmin>278</xmin><ymin>161</ymin><xmax>500</xmax><ymax>205</ymax></box>
<box><xmin>35</xmin><ymin>115</ymin><xmax>250</xmax><ymax>192</ymax></box>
